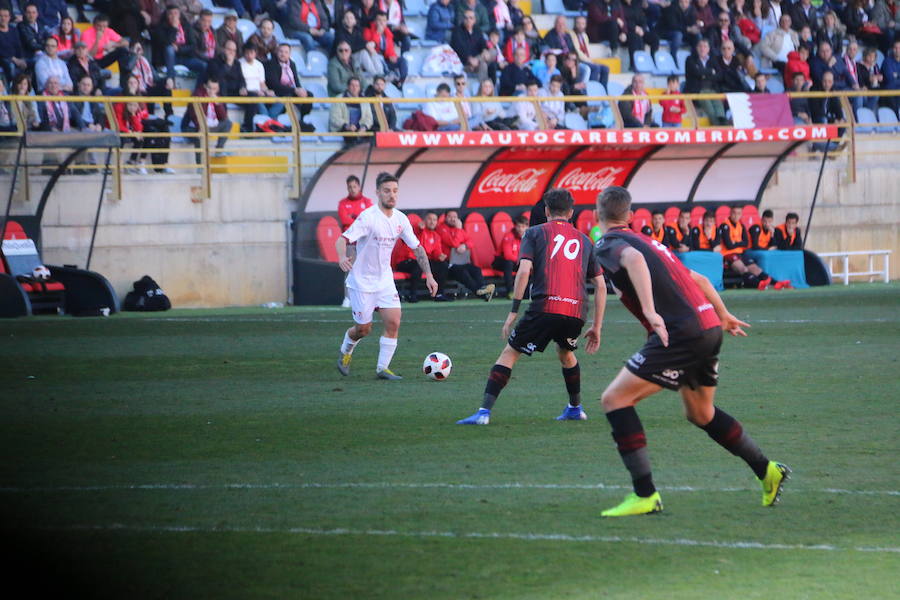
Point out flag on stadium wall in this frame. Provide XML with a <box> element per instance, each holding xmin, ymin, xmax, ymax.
<box><xmin>726</xmin><ymin>93</ymin><xmax>794</xmax><ymax>129</ymax></box>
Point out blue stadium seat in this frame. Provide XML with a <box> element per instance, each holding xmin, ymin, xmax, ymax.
<box><xmin>301</xmin><ymin>50</ymin><xmax>328</xmax><ymax>77</ymax></box>
<box><xmin>651</xmin><ymin>104</ymin><xmax>663</xmax><ymax>127</ymax></box>
<box><xmin>303</xmin><ymin>110</ymin><xmax>342</xmax><ymax>142</ymax></box>
<box><xmin>675</xmin><ymin>49</ymin><xmax>690</xmax><ymax>75</ymax></box>
<box><xmin>766</xmin><ymin>77</ymin><xmax>785</xmax><ymax>93</ymax></box>
<box><xmin>384</xmin><ymin>82</ymin><xmax>403</xmax><ymax>98</ymax></box>
<box><xmin>564</xmin><ymin>112</ymin><xmax>588</xmax><ymax>130</ymax></box>
<box><xmin>877</xmin><ymin>106</ymin><xmax>899</xmax><ymax>132</ymax></box>
<box><xmin>302</xmin><ymin>79</ymin><xmax>329</xmax><ymax>107</ymax></box>
<box><xmin>632</xmin><ymin>50</ymin><xmax>656</xmax><ymax>74</ymax></box>
<box><xmin>403</xmin><ymin>49</ymin><xmax>428</xmax><ymax>77</ymax></box>
<box><xmin>405</xmin><ymin>0</ymin><xmax>427</xmax><ymax>16</ymax></box>
<box><xmin>653</xmin><ymin>50</ymin><xmax>677</xmax><ymax>75</ymax></box>
<box><xmin>236</xmin><ymin>18</ymin><xmax>257</xmax><ymax>42</ymax></box>
<box><xmin>403</xmin><ymin>80</ymin><xmax>426</xmax><ymax>98</ymax></box>
<box><xmin>585</xmin><ymin>79</ymin><xmax>607</xmax><ymax>107</ymax></box>
<box><xmin>272</xmin><ymin>21</ymin><xmax>301</xmax><ymax>46</ymax></box>
<box><xmin>543</xmin><ymin>0</ymin><xmax>581</xmax><ymax>17</ymax></box>
<box><xmin>606</xmin><ymin>80</ymin><xmax>625</xmax><ymax>96</ymax></box>
<box><xmin>855</xmin><ymin>107</ymin><xmax>877</xmax><ymax>133</ymax></box>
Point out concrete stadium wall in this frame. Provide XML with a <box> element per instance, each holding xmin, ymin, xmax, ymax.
<box><xmin>4</xmin><ymin>139</ymin><xmax>896</xmax><ymax>308</ymax></box>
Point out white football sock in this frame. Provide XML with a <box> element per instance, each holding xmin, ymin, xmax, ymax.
<box><xmin>377</xmin><ymin>336</ymin><xmax>398</xmax><ymax>372</ymax></box>
<box><xmin>341</xmin><ymin>330</ymin><xmax>360</xmax><ymax>355</ymax></box>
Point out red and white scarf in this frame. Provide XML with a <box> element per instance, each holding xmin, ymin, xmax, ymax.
<box><xmin>44</xmin><ymin>92</ymin><xmax>70</xmax><ymax>131</ymax></box>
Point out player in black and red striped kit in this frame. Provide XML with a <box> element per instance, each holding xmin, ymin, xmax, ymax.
<box><xmin>457</xmin><ymin>189</ymin><xmax>607</xmax><ymax>425</ymax></box>
<box><xmin>588</xmin><ymin>186</ymin><xmax>790</xmax><ymax>516</ymax></box>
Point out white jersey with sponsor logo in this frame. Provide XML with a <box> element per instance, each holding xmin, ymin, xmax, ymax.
<box><xmin>342</xmin><ymin>205</ymin><xmax>420</xmax><ymax>293</ymax></box>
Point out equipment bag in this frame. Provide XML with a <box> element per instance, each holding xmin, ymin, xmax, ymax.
<box><xmin>122</xmin><ymin>275</ymin><xmax>171</xmax><ymax>311</ymax></box>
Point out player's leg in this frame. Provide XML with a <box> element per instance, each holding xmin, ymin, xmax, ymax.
<box><xmin>457</xmin><ymin>344</ymin><xmax>522</xmax><ymax>425</ymax></box>
<box><xmin>337</xmin><ymin>289</ymin><xmax>375</xmax><ymax>375</ymax></box>
<box><xmin>730</xmin><ymin>256</ymin><xmax>761</xmax><ymax>289</ymax></box>
<box><xmin>553</xmin><ymin>319</ymin><xmax>589</xmax><ymax>421</ymax></box>
<box><xmin>600</xmin><ymin>367</ymin><xmax>665</xmax><ymax>516</ymax></box>
<box><xmin>375</xmin><ymin>306</ymin><xmax>403</xmax><ymax>380</ymax></box>
<box><xmin>681</xmin><ymin>385</ymin><xmax>790</xmax><ymax>506</ymax></box>
<box><xmin>744</xmin><ymin>257</ymin><xmax>774</xmax><ymax>290</ymax></box>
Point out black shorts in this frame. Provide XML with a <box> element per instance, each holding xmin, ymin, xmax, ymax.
<box><xmin>508</xmin><ymin>311</ymin><xmax>585</xmax><ymax>356</ymax></box>
<box><xmin>724</xmin><ymin>253</ymin><xmax>755</xmax><ymax>267</ymax></box>
<box><xmin>625</xmin><ymin>327</ymin><xmax>723</xmax><ymax>390</ymax></box>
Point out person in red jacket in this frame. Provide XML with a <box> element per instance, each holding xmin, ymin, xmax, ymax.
<box><xmin>659</xmin><ymin>75</ymin><xmax>685</xmax><ymax>128</ymax></box>
<box><xmin>492</xmin><ymin>215</ymin><xmax>528</xmax><ymax>297</ymax></box>
<box><xmin>395</xmin><ymin>212</ymin><xmax>452</xmax><ymax>302</ymax></box>
<box><xmin>439</xmin><ymin>210</ymin><xmax>495</xmax><ymax>301</ymax></box>
<box><xmin>364</xmin><ymin>12</ymin><xmax>408</xmax><ymax>86</ymax></box>
<box><xmin>115</xmin><ymin>100</ymin><xmax>149</xmax><ymax>173</ymax></box>
<box><xmin>783</xmin><ymin>47</ymin><xmax>811</xmax><ymax>88</ymax></box>
<box><xmin>337</xmin><ymin>175</ymin><xmax>374</xmax><ymax>231</ymax></box>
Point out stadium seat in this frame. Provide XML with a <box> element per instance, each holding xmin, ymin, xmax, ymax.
<box><xmin>766</xmin><ymin>77</ymin><xmax>785</xmax><ymax>93</ymax></box>
<box><xmin>855</xmin><ymin>107</ymin><xmax>878</xmax><ymax>133</ymax></box>
<box><xmin>632</xmin><ymin>50</ymin><xmax>656</xmax><ymax>74</ymax></box>
<box><xmin>304</xmin><ymin>110</ymin><xmax>342</xmax><ymax>142</ymax></box>
<box><xmin>424</xmin><ymin>80</ymin><xmax>443</xmax><ymax>98</ymax></box>
<box><xmin>391</xmin><ymin>239</ymin><xmax>411</xmax><ymax>280</ymax></box>
<box><xmin>690</xmin><ymin>205</ymin><xmax>707</xmax><ymax>227</ymax></box>
<box><xmin>520</xmin><ymin>210</ymin><xmax>530</xmax><ymax>223</ymax></box>
<box><xmin>564</xmin><ymin>111</ymin><xmax>588</xmax><ymax>130</ymax></box>
<box><xmin>301</xmin><ymin>50</ymin><xmax>328</xmax><ymax>77</ymax></box>
<box><xmin>877</xmin><ymin>106</ymin><xmax>900</xmax><ymax>131</ymax></box>
<box><xmin>463</xmin><ymin>212</ymin><xmax>501</xmax><ymax>276</ymax></box>
<box><xmin>407</xmin><ymin>213</ymin><xmax>422</xmax><ymax>230</ymax></box>
<box><xmin>741</xmin><ymin>205</ymin><xmax>760</xmax><ymax>228</ymax></box>
<box><xmin>490</xmin><ymin>211</ymin><xmax>513</xmax><ymax>252</ymax></box>
<box><xmin>653</xmin><ymin>50</ymin><xmax>677</xmax><ymax>75</ymax></box>
<box><xmin>302</xmin><ymin>79</ymin><xmax>329</xmax><ymax>107</ymax></box>
<box><xmin>631</xmin><ymin>207</ymin><xmax>651</xmax><ymax>233</ymax></box>
<box><xmin>715</xmin><ymin>205</ymin><xmax>731</xmax><ymax>226</ymax></box>
<box><xmin>606</xmin><ymin>80</ymin><xmax>625</xmax><ymax>96</ymax></box>
<box><xmin>403</xmin><ymin>50</ymin><xmax>424</xmax><ymax>77</ymax></box>
<box><xmin>543</xmin><ymin>0</ymin><xmax>580</xmax><ymax>16</ymax></box>
<box><xmin>271</xmin><ymin>21</ymin><xmax>300</xmax><ymax>46</ymax></box>
<box><xmin>403</xmin><ymin>80</ymin><xmax>426</xmax><ymax>99</ymax></box>
<box><xmin>404</xmin><ymin>0</ymin><xmax>427</xmax><ymax>16</ymax></box>
<box><xmin>316</xmin><ymin>216</ymin><xmax>342</xmax><ymax>262</ymax></box>
<box><xmin>236</xmin><ymin>19</ymin><xmax>257</xmax><ymax>42</ymax></box>
<box><xmin>664</xmin><ymin>206</ymin><xmax>680</xmax><ymax>224</ymax></box>
<box><xmin>675</xmin><ymin>49</ymin><xmax>691</xmax><ymax>75</ymax></box>
<box><xmin>576</xmin><ymin>209</ymin><xmax>596</xmax><ymax>236</ymax></box>
<box><xmin>1</xmin><ymin>221</ymin><xmax>66</xmax><ymax>312</ymax></box>
<box><xmin>651</xmin><ymin>104</ymin><xmax>663</xmax><ymax>127</ymax></box>
<box><xmin>585</xmin><ymin>80</ymin><xmax>607</xmax><ymax>107</ymax></box>
<box><xmin>384</xmin><ymin>82</ymin><xmax>403</xmax><ymax>98</ymax></box>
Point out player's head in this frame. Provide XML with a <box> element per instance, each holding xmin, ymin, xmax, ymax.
<box><xmin>597</xmin><ymin>186</ymin><xmax>632</xmax><ymax>226</ymax></box>
<box><xmin>375</xmin><ymin>172</ymin><xmax>399</xmax><ymax>209</ymax></box>
<box><xmin>651</xmin><ymin>210</ymin><xmax>665</xmax><ymax>230</ymax></box>
<box><xmin>730</xmin><ymin>205</ymin><xmax>743</xmax><ymax>223</ymax></box>
<box><xmin>678</xmin><ymin>208</ymin><xmax>691</xmax><ymax>229</ymax></box>
<box><xmin>761</xmin><ymin>209</ymin><xmax>774</xmax><ymax>228</ymax></box>
<box><xmin>785</xmin><ymin>212</ymin><xmax>799</xmax><ymax>232</ymax></box>
<box><xmin>702</xmin><ymin>211</ymin><xmax>716</xmax><ymax>226</ymax></box>
<box><xmin>346</xmin><ymin>175</ymin><xmax>361</xmax><ymax>197</ymax></box>
<box><xmin>445</xmin><ymin>210</ymin><xmax>461</xmax><ymax>227</ymax></box>
<box><xmin>514</xmin><ymin>215</ymin><xmax>528</xmax><ymax>237</ymax></box>
<box><xmin>542</xmin><ymin>188</ymin><xmax>574</xmax><ymax>220</ymax></box>
<box><xmin>424</xmin><ymin>212</ymin><xmax>438</xmax><ymax>229</ymax></box>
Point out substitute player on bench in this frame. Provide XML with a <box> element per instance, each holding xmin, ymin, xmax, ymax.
<box><xmin>587</xmin><ymin>186</ymin><xmax>789</xmax><ymax>516</ymax></box>
<box><xmin>335</xmin><ymin>172</ymin><xmax>438</xmax><ymax>380</ymax></box>
<box><xmin>457</xmin><ymin>188</ymin><xmax>606</xmax><ymax>425</ymax></box>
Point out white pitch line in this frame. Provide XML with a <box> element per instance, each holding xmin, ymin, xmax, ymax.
<box><xmin>39</xmin><ymin>524</ymin><xmax>900</xmax><ymax>554</ymax></box>
<box><xmin>1</xmin><ymin>482</ymin><xmax>897</xmax><ymax>496</ymax></box>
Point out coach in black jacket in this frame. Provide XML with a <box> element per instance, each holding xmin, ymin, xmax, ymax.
<box><xmin>715</xmin><ymin>41</ymin><xmax>750</xmax><ymax>93</ymax></box>
<box><xmin>264</xmin><ymin>43</ymin><xmax>313</xmax><ymax>118</ymax></box>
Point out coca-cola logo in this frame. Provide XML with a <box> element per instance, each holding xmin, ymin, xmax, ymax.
<box><xmin>556</xmin><ymin>166</ymin><xmax>625</xmax><ymax>192</ymax></box>
<box><xmin>477</xmin><ymin>168</ymin><xmax>547</xmax><ymax>195</ymax></box>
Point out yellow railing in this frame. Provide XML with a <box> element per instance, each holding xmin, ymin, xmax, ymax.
<box><xmin>1</xmin><ymin>90</ymin><xmax>897</xmax><ymax>201</ymax></box>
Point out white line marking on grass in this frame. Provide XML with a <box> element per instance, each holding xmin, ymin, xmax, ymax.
<box><xmin>2</xmin><ymin>482</ymin><xmax>898</xmax><ymax>496</ymax></box>
<box><xmin>141</xmin><ymin>316</ymin><xmax>896</xmax><ymax>325</ymax></box>
<box><xmin>40</xmin><ymin>524</ymin><xmax>900</xmax><ymax>554</ymax></box>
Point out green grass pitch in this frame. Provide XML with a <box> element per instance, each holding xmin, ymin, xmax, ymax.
<box><xmin>0</xmin><ymin>284</ymin><xmax>898</xmax><ymax>599</ymax></box>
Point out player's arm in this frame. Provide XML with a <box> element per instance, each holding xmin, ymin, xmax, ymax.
<box><xmin>620</xmin><ymin>247</ymin><xmax>668</xmax><ymax>346</ymax></box>
<box><xmin>412</xmin><ymin>244</ymin><xmax>439</xmax><ymax>296</ymax></box>
<box><xmin>583</xmin><ymin>275</ymin><xmax>607</xmax><ymax>354</ymax></box>
<box><xmin>336</xmin><ymin>235</ymin><xmax>353</xmax><ymax>272</ymax></box>
<box><xmin>501</xmin><ymin>258</ymin><xmax>532</xmax><ymax>340</ymax></box>
<box><xmin>689</xmin><ymin>269</ymin><xmax>750</xmax><ymax>337</ymax></box>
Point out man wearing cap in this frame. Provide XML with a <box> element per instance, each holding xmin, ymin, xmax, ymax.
<box><xmin>216</xmin><ymin>9</ymin><xmax>244</xmax><ymax>54</ymax></box>
<box><xmin>67</xmin><ymin>40</ymin><xmax>107</xmax><ymax>95</ymax></box>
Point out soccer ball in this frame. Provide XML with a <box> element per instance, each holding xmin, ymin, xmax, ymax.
<box><xmin>32</xmin><ymin>265</ymin><xmax>51</xmax><ymax>280</ymax></box>
<box><xmin>422</xmin><ymin>352</ymin><xmax>452</xmax><ymax>381</ymax></box>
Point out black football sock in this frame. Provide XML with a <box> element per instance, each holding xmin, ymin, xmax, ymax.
<box><xmin>606</xmin><ymin>406</ymin><xmax>656</xmax><ymax>497</ymax></box>
<box><xmin>742</xmin><ymin>272</ymin><xmax>759</xmax><ymax>287</ymax></box>
<box><xmin>562</xmin><ymin>364</ymin><xmax>581</xmax><ymax>407</ymax></box>
<box><xmin>700</xmin><ymin>407</ymin><xmax>770</xmax><ymax>479</ymax></box>
<box><xmin>758</xmin><ymin>270</ymin><xmax>771</xmax><ymax>281</ymax></box>
<box><xmin>481</xmin><ymin>364</ymin><xmax>511</xmax><ymax>410</ymax></box>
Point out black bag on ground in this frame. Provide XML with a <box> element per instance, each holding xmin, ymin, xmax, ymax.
<box><xmin>123</xmin><ymin>275</ymin><xmax>171</xmax><ymax>311</ymax></box>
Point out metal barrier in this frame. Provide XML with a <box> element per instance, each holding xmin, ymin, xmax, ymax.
<box><xmin>1</xmin><ymin>90</ymin><xmax>898</xmax><ymax>202</ymax></box>
<box><xmin>817</xmin><ymin>250</ymin><xmax>892</xmax><ymax>285</ymax></box>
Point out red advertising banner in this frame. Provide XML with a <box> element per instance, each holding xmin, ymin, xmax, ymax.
<box><xmin>552</xmin><ymin>160</ymin><xmax>638</xmax><ymax>205</ymax></box>
<box><xmin>376</xmin><ymin>125</ymin><xmax>838</xmax><ymax>148</ymax></box>
<box><xmin>467</xmin><ymin>161</ymin><xmax>558</xmax><ymax>207</ymax></box>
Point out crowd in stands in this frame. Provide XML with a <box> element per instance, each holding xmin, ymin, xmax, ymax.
<box><xmin>1</xmin><ymin>0</ymin><xmax>899</xmax><ymax>152</ymax></box>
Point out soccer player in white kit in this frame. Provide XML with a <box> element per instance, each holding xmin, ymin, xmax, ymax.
<box><xmin>335</xmin><ymin>172</ymin><xmax>438</xmax><ymax>379</ymax></box>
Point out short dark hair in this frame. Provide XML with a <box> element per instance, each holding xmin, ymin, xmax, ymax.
<box><xmin>680</xmin><ymin>208</ymin><xmax>691</xmax><ymax>216</ymax></box>
<box><xmin>346</xmin><ymin>175</ymin><xmax>360</xmax><ymax>185</ymax></box>
<box><xmin>651</xmin><ymin>210</ymin><xmax>664</xmax><ymax>217</ymax></box>
<box><xmin>549</xmin><ymin>74</ymin><xmax>563</xmax><ymax>84</ymax></box>
<box><xmin>93</xmin><ymin>13</ymin><xmax>109</xmax><ymax>24</ymax></box>
<box><xmin>436</xmin><ymin>82</ymin><xmax>451</xmax><ymax>94</ymax></box>
<box><xmin>667</xmin><ymin>75</ymin><xmax>680</xmax><ymax>84</ymax></box>
<box><xmin>514</xmin><ymin>215</ymin><xmax>529</xmax><ymax>225</ymax></box>
<box><xmin>205</xmin><ymin>77</ymin><xmax>220</xmax><ymax>86</ymax></box>
<box><xmin>376</xmin><ymin>172</ymin><xmax>398</xmax><ymax>188</ymax></box>
<box><xmin>200</xmin><ymin>9</ymin><xmax>213</xmax><ymax>17</ymax></box>
<box><xmin>598</xmin><ymin>186</ymin><xmax>632</xmax><ymax>222</ymax></box>
<box><xmin>702</xmin><ymin>211</ymin><xmax>715</xmax><ymax>220</ymax></box>
<box><xmin>785</xmin><ymin>212</ymin><xmax>800</xmax><ymax>221</ymax></box>
<box><xmin>543</xmin><ymin>188</ymin><xmax>574</xmax><ymax>217</ymax></box>
<box><xmin>372</xmin><ymin>74</ymin><xmax>386</xmax><ymax>84</ymax></box>
<box><xmin>762</xmin><ymin>209</ymin><xmax>774</xmax><ymax>218</ymax></box>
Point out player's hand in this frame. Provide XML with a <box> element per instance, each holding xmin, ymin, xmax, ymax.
<box><xmin>583</xmin><ymin>327</ymin><xmax>601</xmax><ymax>354</ymax></box>
<box><xmin>338</xmin><ymin>256</ymin><xmax>353</xmax><ymax>272</ymax></box>
<box><xmin>644</xmin><ymin>310</ymin><xmax>669</xmax><ymax>347</ymax></box>
<box><xmin>721</xmin><ymin>312</ymin><xmax>750</xmax><ymax>337</ymax></box>
<box><xmin>501</xmin><ymin>313</ymin><xmax>516</xmax><ymax>340</ymax></box>
<box><xmin>425</xmin><ymin>275</ymin><xmax>438</xmax><ymax>297</ymax></box>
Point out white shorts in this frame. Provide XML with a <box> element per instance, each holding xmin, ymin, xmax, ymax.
<box><xmin>347</xmin><ymin>286</ymin><xmax>401</xmax><ymax>324</ymax></box>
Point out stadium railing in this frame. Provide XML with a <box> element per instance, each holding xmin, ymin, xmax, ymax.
<box><xmin>1</xmin><ymin>90</ymin><xmax>898</xmax><ymax>202</ymax></box>
<box><xmin>817</xmin><ymin>250</ymin><xmax>892</xmax><ymax>285</ymax></box>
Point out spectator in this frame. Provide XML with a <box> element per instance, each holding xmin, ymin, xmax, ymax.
<box><xmin>0</xmin><ymin>8</ymin><xmax>25</xmax><ymax>84</ymax></box>
<box><xmin>790</xmin><ymin>0</ymin><xmax>818</xmax><ymax>33</ymax></box>
<box><xmin>35</xmin><ymin>36</ymin><xmax>72</xmax><ymax>92</ymax></box>
<box><xmin>789</xmin><ymin>71</ymin><xmax>812</xmax><ymax>123</ymax></box>
<box><xmin>774</xmin><ymin>211</ymin><xmax>803</xmax><ymax>250</ymax></box>
<box><xmin>885</xmin><ymin>40</ymin><xmax>900</xmax><ymax>114</ymax></box>
<box><xmin>239</xmin><ymin>45</ymin><xmax>278</xmax><ymax>131</ymax></box>
<box><xmin>619</xmin><ymin>73</ymin><xmax>652</xmax><ymax>128</ymax></box>
<box><xmin>810</xmin><ymin>41</ymin><xmax>853</xmax><ymax>89</ymax></box>
<box><xmin>70</xmin><ymin>75</ymin><xmax>106</xmax><ymax>133</ymax></box>
<box><xmin>265</xmin><ymin>42</ymin><xmax>313</xmax><ymax>121</ymax></box>
<box><xmin>797</xmin><ymin>24</ymin><xmax>816</xmax><ymax>54</ymax></box>
<box><xmin>515</xmin><ymin>80</ymin><xmax>541</xmax><ymax>130</ymax></box>
<box><xmin>383</xmin><ymin>0</ymin><xmax>411</xmax><ymax>55</ymax></box>
<box><xmin>16</xmin><ymin>3</ymin><xmax>42</xmax><ymax>66</ymax></box>
<box><xmin>483</xmin><ymin>28</ymin><xmax>504</xmax><ymax>74</ymax></box>
<box><xmin>752</xmin><ymin>72</ymin><xmax>770</xmax><ymax>92</ymax></box>
<box><xmin>355</xmin><ymin>0</ymin><xmax>379</xmax><ymax>30</ymax></box>
<box><xmin>685</xmin><ymin>39</ymin><xmax>729</xmax><ymax>125</ymax></box>
<box><xmin>285</xmin><ymin>0</ymin><xmax>334</xmax><ymax>53</ymax></box>
<box><xmin>641</xmin><ymin>210</ymin><xmax>675</xmax><ymax>247</ymax></box>
<box><xmin>169</xmin><ymin>0</ymin><xmax>203</xmax><ymax>23</ymax></box>
<box><xmin>520</xmin><ymin>15</ymin><xmax>542</xmax><ymax>58</ymax></box>
<box><xmin>110</xmin><ymin>0</ymin><xmax>150</xmax><ymax>42</ymax></box>
<box><xmin>761</xmin><ymin>14</ymin><xmax>799</xmax><ymax>72</ymax></box>
<box><xmin>810</xmin><ymin>70</ymin><xmax>845</xmax><ymax>125</ymax></box>
<box><xmin>181</xmin><ymin>77</ymin><xmax>233</xmax><ymax>163</ymax></box>
<box><xmin>455</xmin><ymin>0</ymin><xmax>491</xmax><ymax>36</ymax></box>
<box><xmin>540</xmin><ymin>74</ymin><xmax>566</xmax><ymax>128</ymax></box>
<box><xmin>328</xmin><ymin>40</ymin><xmax>362</xmax><ymax>96</ymax></box>
<box><xmin>215</xmin><ymin>10</ymin><xmax>244</xmax><ymax>55</ymax></box>
<box><xmin>333</xmin><ymin>9</ymin><xmax>365</xmax><ymax>59</ymax></box>
<box><xmin>816</xmin><ymin>11</ymin><xmax>844</xmax><ymax>55</ymax></box>
<box><xmin>470</xmin><ymin>77</ymin><xmax>511</xmax><ymax>130</ymax></box>
<box><xmin>543</xmin><ymin>14</ymin><xmax>575</xmax><ymax>54</ymax></box>
<box><xmin>81</xmin><ymin>13</ymin><xmax>133</xmax><ymax>84</ymax></box>
<box><xmin>661</xmin><ymin>0</ymin><xmax>701</xmax><ymax>52</ymax></box>
<box><xmin>452</xmin><ymin>73</ymin><xmax>472</xmax><ymax>121</ymax></box>
<box><xmin>329</xmin><ymin>76</ymin><xmax>373</xmax><ymax>138</ymax></box>
<box><xmin>587</xmin><ymin>0</ymin><xmax>626</xmax><ymax>51</ymax></box>
<box><xmin>365</xmin><ymin>11</ymin><xmax>407</xmax><ymax>86</ymax></box>
<box><xmin>503</xmin><ymin>26</ymin><xmax>529</xmax><ymax>64</ymax></box>
<box><xmin>709</xmin><ymin>11</ymin><xmax>751</xmax><ymax>57</ymax></box>
<box><xmin>750</xmin><ymin>0</ymin><xmax>778</xmax><ymax>38</ymax></box>
<box><xmin>37</xmin><ymin>76</ymin><xmax>83</xmax><ymax>133</ymax></box>
<box><xmin>569</xmin><ymin>15</ymin><xmax>609</xmax><ymax>87</ymax></box>
<box><xmin>693</xmin><ymin>0</ymin><xmax>715</xmax><ymax>33</ymax></box>
<box><xmin>749</xmin><ymin>209</ymin><xmax>777</xmax><ymax>249</ymax></box>
<box><xmin>559</xmin><ymin>51</ymin><xmax>588</xmax><ymax>115</ymax></box>
<box><xmin>34</xmin><ymin>0</ymin><xmax>67</xmax><ymax>34</ymax></box>
<box><xmin>493</xmin><ymin>215</ymin><xmax>527</xmax><ymax>297</ymax></box>
<box><xmin>439</xmin><ymin>209</ymin><xmax>496</xmax><ymax>301</ymax></box>
<box><xmin>222</xmin><ymin>0</ymin><xmax>263</xmax><ymax>20</ymax></box>
<box><xmin>720</xmin><ymin>205</ymin><xmax>785</xmax><ymax>289</ymax></box>
<box><xmin>365</xmin><ymin>75</ymin><xmax>397</xmax><ymax>131</ymax></box>
<box><xmin>423</xmin><ymin>82</ymin><xmax>462</xmax><ymax>130</ymax></box>
<box><xmin>842</xmin><ymin>39</ymin><xmax>864</xmax><ymax>111</ymax></box>
<box><xmin>67</xmin><ymin>41</ymin><xmax>107</xmax><ymax>95</ymax></box>
<box><xmin>205</xmin><ymin>38</ymin><xmax>246</xmax><ymax>97</ymax></box>
<box><xmin>193</xmin><ymin>10</ymin><xmax>219</xmax><ymax>69</ymax></box>
<box><xmin>337</xmin><ymin>174</ymin><xmax>373</xmax><ymax>230</ymax></box>
<box><xmin>508</xmin><ymin>0</ymin><xmax>525</xmax><ymax>32</ymax></box>
<box><xmin>716</xmin><ymin>39</ymin><xmax>750</xmax><ymax>92</ymax></box>
<box><xmin>735</xmin><ymin>1</ymin><xmax>762</xmax><ymax>45</ymax></box>
<box><xmin>451</xmin><ymin>8</ymin><xmax>488</xmax><ymax>83</ymax></box>
<box><xmin>155</xmin><ymin>6</ymin><xmax>206</xmax><ymax>81</ymax></box>
<box><xmin>246</xmin><ymin>17</ymin><xmax>278</xmax><ymax>62</ymax></box>
<box><xmin>395</xmin><ymin>211</ymin><xmax>452</xmax><ymax>302</ymax></box>
<box><xmin>426</xmin><ymin>0</ymin><xmax>455</xmax><ymax>44</ymax></box>
<box><xmin>0</xmin><ymin>77</ymin><xmax>14</xmax><ymax>133</ymax></box>
<box><xmin>11</xmin><ymin>72</ymin><xmax>41</xmax><ymax>130</ymax></box>
<box><xmin>659</xmin><ymin>74</ymin><xmax>685</xmax><ymax>127</ymax></box>
<box><xmin>784</xmin><ymin>46</ymin><xmax>811</xmax><ymax>86</ymax></box>
<box><xmin>499</xmin><ymin>45</ymin><xmax>536</xmax><ymax>96</ymax></box>
<box><xmin>118</xmin><ymin>74</ymin><xmax>173</xmax><ymax>174</ymax></box>
<box><xmin>129</xmin><ymin>39</ymin><xmax>173</xmax><ymax>118</ymax></box>
<box><xmin>670</xmin><ymin>208</ymin><xmax>692</xmax><ymax>253</ymax></box>
<box><xmin>690</xmin><ymin>211</ymin><xmax>721</xmax><ymax>251</ymax></box>
<box><xmin>53</xmin><ymin>15</ymin><xmax>79</xmax><ymax>60</ymax></box>
<box><xmin>531</xmin><ymin>51</ymin><xmax>560</xmax><ymax>87</ymax></box>
<box><xmin>490</xmin><ymin>0</ymin><xmax>514</xmax><ymax>41</ymax></box>
<box><xmin>621</xmin><ymin>0</ymin><xmax>659</xmax><ymax>66</ymax></box>
<box><xmin>858</xmin><ymin>47</ymin><xmax>883</xmax><ymax>112</ymax></box>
